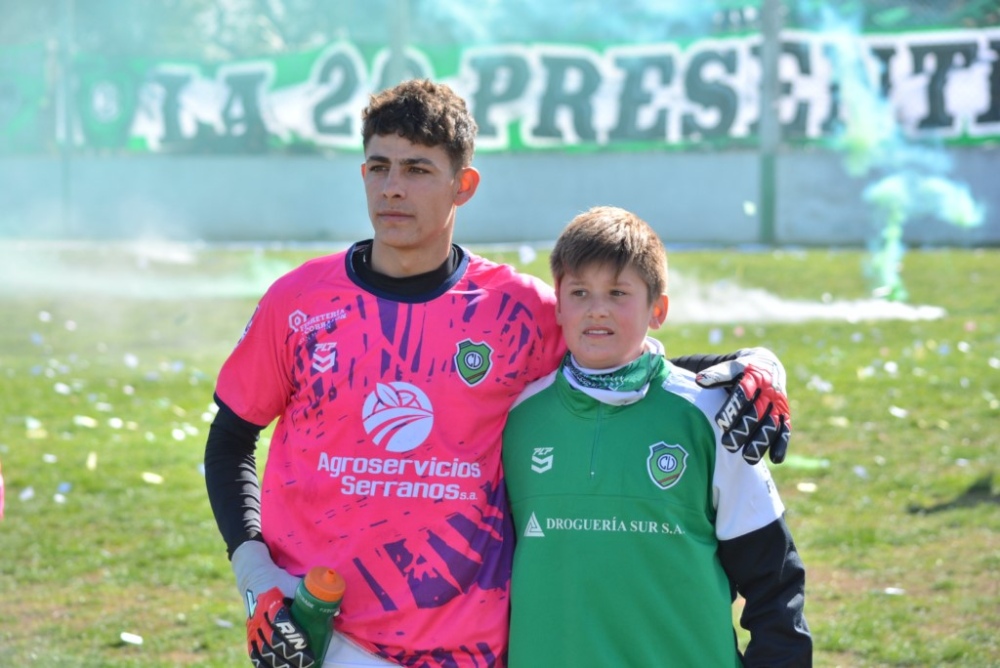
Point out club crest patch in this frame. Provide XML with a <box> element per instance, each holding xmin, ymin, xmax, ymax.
<box><xmin>455</xmin><ymin>339</ymin><xmax>493</xmax><ymax>386</ymax></box>
<box><xmin>647</xmin><ymin>442</ymin><xmax>688</xmax><ymax>490</ymax></box>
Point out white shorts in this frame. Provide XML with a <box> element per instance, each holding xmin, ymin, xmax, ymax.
<box><xmin>321</xmin><ymin>632</ymin><xmax>397</xmax><ymax>667</ymax></box>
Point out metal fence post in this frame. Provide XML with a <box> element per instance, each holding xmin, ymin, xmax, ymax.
<box><xmin>759</xmin><ymin>0</ymin><xmax>782</xmax><ymax>246</ymax></box>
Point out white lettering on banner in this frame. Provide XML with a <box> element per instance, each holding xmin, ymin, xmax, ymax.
<box><xmin>131</xmin><ymin>29</ymin><xmax>1000</xmax><ymax>153</ymax></box>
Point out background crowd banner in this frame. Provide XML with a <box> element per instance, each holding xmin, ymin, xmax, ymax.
<box><xmin>1</xmin><ymin>27</ymin><xmax>998</xmax><ymax>156</ymax></box>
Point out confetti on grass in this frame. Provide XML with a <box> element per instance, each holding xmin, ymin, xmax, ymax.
<box><xmin>141</xmin><ymin>472</ymin><xmax>164</xmax><ymax>485</ymax></box>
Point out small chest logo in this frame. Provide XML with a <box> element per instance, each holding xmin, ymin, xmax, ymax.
<box><xmin>455</xmin><ymin>339</ymin><xmax>493</xmax><ymax>386</ymax></box>
<box><xmin>647</xmin><ymin>442</ymin><xmax>688</xmax><ymax>490</ymax></box>
<box><xmin>524</xmin><ymin>512</ymin><xmax>545</xmax><ymax>537</ymax></box>
<box><xmin>531</xmin><ymin>447</ymin><xmax>554</xmax><ymax>473</ymax></box>
<box><xmin>288</xmin><ymin>309</ymin><xmax>309</xmax><ymax>332</ymax></box>
<box><xmin>312</xmin><ymin>342</ymin><xmax>337</xmax><ymax>373</ymax></box>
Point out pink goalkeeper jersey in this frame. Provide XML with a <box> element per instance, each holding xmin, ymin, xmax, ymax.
<box><xmin>215</xmin><ymin>245</ymin><xmax>562</xmax><ymax>667</ymax></box>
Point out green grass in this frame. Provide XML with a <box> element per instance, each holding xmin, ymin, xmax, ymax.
<box><xmin>1</xmin><ymin>243</ymin><xmax>997</xmax><ymax>666</ymax></box>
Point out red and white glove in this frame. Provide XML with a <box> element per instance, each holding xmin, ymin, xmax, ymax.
<box><xmin>232</xmin><ymin>540</ymin><xmax>314</xmax><ymax>668</ymax></box>
<box><xmin>695</xmin><ymin>347</ymin><xmax>791</xmax><ymax>465</ymax></box>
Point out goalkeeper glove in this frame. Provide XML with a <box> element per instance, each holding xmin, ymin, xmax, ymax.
<box><xmin>232</xmin><ymin>540</ymin><xmax>314</xmax><ymax>668</ymax></box>
<box><xmin>696</xmin><ymin>347</ymin><xmax>791</xmax><ymax>465</ymax></box>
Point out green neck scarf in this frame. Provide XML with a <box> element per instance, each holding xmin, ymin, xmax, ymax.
<box><xmin>563</xmin><ymin>351</ymin><xmax>659</xmax><ymax>393</ymax></box>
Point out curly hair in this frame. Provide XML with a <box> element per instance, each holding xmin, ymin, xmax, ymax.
<box><xmin>362</xmin><ymin>79</ymin><xmax>477</xmax><ymax>172</ymax></box>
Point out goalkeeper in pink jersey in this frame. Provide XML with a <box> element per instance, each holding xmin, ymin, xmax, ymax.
<box><xmin>205</xmin><ymin>78</ymin><xmax>793</xmax><ymax>668</ymax></box>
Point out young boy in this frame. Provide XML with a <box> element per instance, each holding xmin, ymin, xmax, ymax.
<box><xmin>502</xmin><ymin>206</ymin><xmax>812</xmax><ymax>667</ymax></box>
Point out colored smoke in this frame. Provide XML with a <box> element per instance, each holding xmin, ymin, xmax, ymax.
<box><xmin>818</xmin><ymin>6</ymin><xmax>985</xmax><ymax>301</ymax></box>
<box><xmin>415</xmin><ymin>0</ymin><xmax>719</xmax><ymax>44</ymax></box>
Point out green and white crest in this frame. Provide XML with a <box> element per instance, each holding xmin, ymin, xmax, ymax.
<box><xmin>455</xmin><ymin>339</ymin><xmax>493</xmax><ymax>386</ymax></box>
<box><xmin>647</xmin><ymin>442</ymin><xmax>688</xmax><ymax>490</ymax></box>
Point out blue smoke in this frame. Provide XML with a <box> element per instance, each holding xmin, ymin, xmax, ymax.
<box><xmin>818</xmin><ymin>5</ymin><xmax>984</xmax><ymax>301</ymax></box>
<box><xmin>412</xmin><ymin>0</ymin><xmax>718</xmax><ymax>44</ymax></box>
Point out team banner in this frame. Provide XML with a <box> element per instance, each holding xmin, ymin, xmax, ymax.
<box><xmin>2</xmin><ymin>28</ymin><xmax>998</xmax><ymax>155</ymax></box>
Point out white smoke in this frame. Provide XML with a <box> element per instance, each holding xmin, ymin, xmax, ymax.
<box><xmin>1</xmin><ymin>241</ymin><xmax>944</xmax><ymax>323</ymax></box>
<box><xmin>666</xmin><ymin>271</ymin><xmax>944</xmax><ymax>324</ymax></box>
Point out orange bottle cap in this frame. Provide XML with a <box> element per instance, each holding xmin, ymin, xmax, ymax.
<box><xmin>305</xmin><ymin>566</ymin><xmax>346</xmax><ymax>602</ymax></box>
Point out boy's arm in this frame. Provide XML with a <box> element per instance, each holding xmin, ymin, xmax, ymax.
<box><xmin>671</xmin><ymin>348</ymin><xmax>792</xmax><ymax>464</ymax></box>
<box><xmin>718</xmin><ymin>518</ymin><xmax>813</xmax><ymax>668</ymax></box>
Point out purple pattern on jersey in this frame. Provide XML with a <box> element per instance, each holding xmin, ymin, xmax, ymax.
<box><xmin>377</xmin><ymin>296</ymin><xmax>398</xmax><ymax>343</ymax></box>
<box><xmin>451</xmin><ymin>478</ymin><xmax>514</xmax><ymax>591</ymax></box>
<box><xmin>460</xmin><ymin>281</ymin><xmax>483</xmax><ymax>323</ymax></box>
<box><xmin>385</xmin><ymin>537</ymin><xmax>463</xmax><ymax>607</ymax></box>
<box><xmin>353</xmin><ymin>556</ymin><xmax>399</xmax><ymax>611</ymax></box>
<box><xmin>345</xmin><ymin>479</ymin><xmax>513</xmax><ymax>614</ymax></box>
<box><xmin>373</xmin><ymin>641</ymin><xmax>502</xmax><ymax>668</ymax></box>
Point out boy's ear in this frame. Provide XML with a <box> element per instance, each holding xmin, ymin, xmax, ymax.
<box><xmin>454</xmin><ymin>166</ymin><xmax>480</xmax><ymax>206</ymax></box>
<box><xmin>649</xmin><ymin>295</ymin><xmax>669</xmax><ymax>330</ymax></box>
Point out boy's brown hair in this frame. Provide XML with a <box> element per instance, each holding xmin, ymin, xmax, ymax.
<box><xmin>362</xmin><ymin>78</ymin><xmax>477</xmax><ymax>172</ymax></box>
<box><xmin>549</xmin><ymin>206</ymin><xmax>668</xmax><ymax>304</ymax></box>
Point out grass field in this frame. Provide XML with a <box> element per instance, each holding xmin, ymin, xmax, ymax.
<box><xmin>0</xmin><ymin>242</ymin><xmax>997</xmax><ymax>667</ymax></box>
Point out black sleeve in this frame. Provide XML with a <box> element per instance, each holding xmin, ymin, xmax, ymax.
<box><xmin>718</xmin><ymin>518</ymin><xmax>813</xmax><ymax>667</ymax></box>
<box><xmin>668</xmin><ymin>351</ymin><xmax>739</xmax><ymax>374</ymax></box>
<box><xmin>204</xmin><ymin>394</ymin><xmax>267</xmax><ymax>560</ymax></box>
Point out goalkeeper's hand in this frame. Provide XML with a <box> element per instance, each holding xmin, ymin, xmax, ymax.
<box><xmin>232</xmin><ymin>540</ymin><xmax>314</xmax><ymax>668</ymax></box>
<box><xmin>695</xmin><ymin>347</ymin><xmax>791</xmax><ymax>465</ymax></box>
